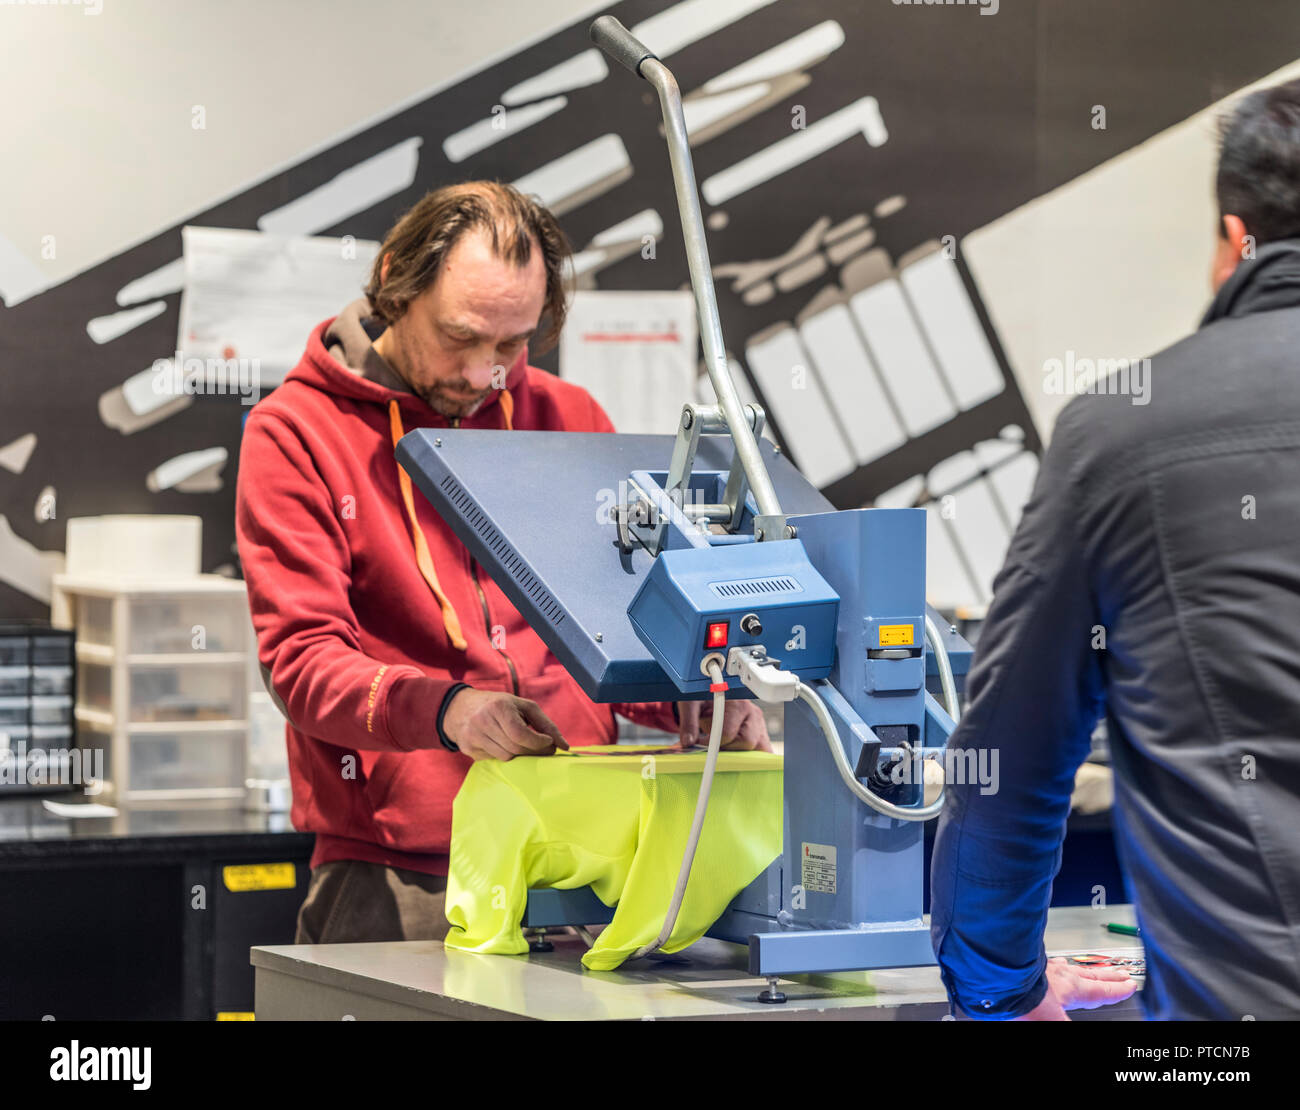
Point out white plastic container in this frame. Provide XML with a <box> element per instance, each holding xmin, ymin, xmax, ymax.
<box><xmin>127</xmin><ymin>730</ymin><xmax>245</xmax><ymax>793</ymax></box>
<box><xmin>52</xmin><ymin>574</ymin><xmax>252</xmax><ymax>807</ymax></box>
<box><xmin>65</xmin><ymin>516</ymin><xmax>202</xmax><ymax>580</ymax></box>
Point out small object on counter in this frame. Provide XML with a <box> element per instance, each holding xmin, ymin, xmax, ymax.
<box><xmin>1104</xmin><ymin>921</ymin><xmax>1140</xmax><ymax>937</ymax></box>
<box><xmin>1067</xmin><ymin>952</ymin><xmax>1146</xmax><ymax>977</ymax></box>
<box><xmin>42</xmin><ymin>799</ymin><xmax>119</xmax><ymax>818</ymax></box>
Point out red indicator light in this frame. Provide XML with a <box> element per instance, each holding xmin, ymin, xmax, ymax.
<box><xmin>705</xmin><ymin>621</ymin><xmax>729</xmax><ymax>649</ymax></box>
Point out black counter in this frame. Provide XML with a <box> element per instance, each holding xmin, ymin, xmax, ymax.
<box><xmin>0</xmin><ymin>794</ymin><xmax>310</xmax><ymax>861</ymax></box>
<box><xmin>0</xmin><ymin>796</ymin><xmax>314</xmax><ymax>1020</ymax></box>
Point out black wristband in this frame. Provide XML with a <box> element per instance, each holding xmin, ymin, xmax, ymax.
<box><xmin>437</xmin><ymin>684</ymin><xmax>470</xmax><ymax>751</ymax></box>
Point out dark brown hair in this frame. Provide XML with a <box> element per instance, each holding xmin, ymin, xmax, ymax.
<box><xmin>365</xmin><ymin>181</ymin><xmax>572</xmax><ymax>352</ymax></box>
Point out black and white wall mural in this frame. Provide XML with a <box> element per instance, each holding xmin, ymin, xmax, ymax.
<box><xmin>4</xmin><ymin>0</ymin><xmax>1300</xmax><ymax>618</ymax></box>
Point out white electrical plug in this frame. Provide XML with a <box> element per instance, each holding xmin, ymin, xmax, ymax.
<box><xmin>725</xmin><ymin>645</ymin><xmax>799</xmax><ymax>702</ymax></box>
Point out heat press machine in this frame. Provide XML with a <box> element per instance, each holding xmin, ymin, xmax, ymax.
<box><xmin>395</xmin><ymin>16</ymin><xmax>972</xmax><ymax>1002</ymax></box>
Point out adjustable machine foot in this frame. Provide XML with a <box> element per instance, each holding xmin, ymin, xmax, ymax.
<box><xmin>526</xmin><ymin>928</ymin><xmax>554</xmax><ymax>953</ymax></box>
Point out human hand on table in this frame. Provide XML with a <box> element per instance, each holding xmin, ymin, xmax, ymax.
<box><xmin>442</xmin><ymin>689</ymin><xmax>568</xmax><ymax>761</ymax></box>
<box><xmin>1014</xmin><ymin>957</ymin><xmax>1137</xmax><ymax>1021</ymax></box>
<box><xmin>674</xmin><ymin>699</ymin><xmax>772</xmax><ymax>752</ymax></box>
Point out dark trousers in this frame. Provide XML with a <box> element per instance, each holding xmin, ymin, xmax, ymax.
<box><xmin>294</xmin><ymin>860</ymin><xmax>451</xmax><ymax>944</ymax></box>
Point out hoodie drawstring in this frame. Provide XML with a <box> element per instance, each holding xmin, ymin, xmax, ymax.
<box><xmin>387</xmin><ymin>390</ymin><xmax>514</xmax><ymax>651</ymax></box>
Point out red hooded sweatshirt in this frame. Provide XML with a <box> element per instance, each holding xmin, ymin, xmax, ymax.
<box><xmin>236</xmin><ymin>300</ymin><xmax>677</xmax><ymax>876</ymax></box>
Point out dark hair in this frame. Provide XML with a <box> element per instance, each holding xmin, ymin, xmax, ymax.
<box><xmin>365</xmin><ymin>181</ymin><xmax>571</xmax><ymax>352</ymax></box>
<box><xmin>1217</xmin><ymin>79</ymin><xmax>1300</xmax><ymax>244</ymax></box>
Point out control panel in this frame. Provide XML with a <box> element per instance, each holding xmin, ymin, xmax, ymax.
<box><xmin>627</xmin><ymin>540</ymin><xmax>839</xmax><ymax>695</ymax></box>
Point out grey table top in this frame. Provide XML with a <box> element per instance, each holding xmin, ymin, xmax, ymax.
<box><xmin>252</xmin><ymin>904</ymin><xmax>1143</xmax><ymax>1021</ymax></box>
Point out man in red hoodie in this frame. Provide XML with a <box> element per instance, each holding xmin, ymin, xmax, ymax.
<box><xmin>236</xmin><ymin>182</ymin><xmax>770</xmax><ymax>944</ymax></box>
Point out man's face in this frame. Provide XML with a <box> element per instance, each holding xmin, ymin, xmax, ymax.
<box><xmin>380</xmin><ymin>228</ymin><xmax>547</xmax><ymax>418</ymax></box>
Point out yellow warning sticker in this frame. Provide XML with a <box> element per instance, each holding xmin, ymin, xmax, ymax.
<box><xmin>222</xmin><ymin>862</ymin><xmax>296</xmax><ymax>892</ymax></box>
<box><xmin>878</xmin><ymin>624</ymin><xmax>915</xmax><ymax>647</ymax></box>
<box><xmin>216</xmin><ymin>1012</ymin><xmax>255</xmax><ymax>1021</ymax></box>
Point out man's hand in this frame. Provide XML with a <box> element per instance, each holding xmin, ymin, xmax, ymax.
<box><xmin>675</xmin><ymin>700</ymin><xmax>772</xmax><ymax>752</ymax></box>
<box><xmin>442</xmin><ymin>689</ymin><xmax>568</xmax><ymax>761</ymax></box>
<box><xmin>1015</xmin><ymin>957</ymin><xmax>1138</xmax><ymax>1020</ymax></box>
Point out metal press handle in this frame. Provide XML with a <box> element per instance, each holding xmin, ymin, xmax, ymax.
<box><xmin>589</xmin><ymin>14</ymin><xmax>658</xmax><ymax>76</ymax></box>
<box><xmin>589</xmin><ymin>17</ymin><xmax>788</xmax><ymax>540</ymax></box>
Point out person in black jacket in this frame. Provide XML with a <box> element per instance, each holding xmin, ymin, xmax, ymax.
<box><xmin>931</xmin><ymin>78</ymin><xmax>1300</xmax><ymax>1021</ymax></box>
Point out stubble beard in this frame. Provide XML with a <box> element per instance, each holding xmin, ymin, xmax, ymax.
<box><xmin>416</xmin><ymin>380</ymin><xmax>493</xmax><ymax>420</ymax></box>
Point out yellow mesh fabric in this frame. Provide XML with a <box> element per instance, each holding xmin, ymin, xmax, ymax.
<box><xmin>444</xmin><ymin>746</ymin><xmax>783</xmax><ymax>970</ymax></box>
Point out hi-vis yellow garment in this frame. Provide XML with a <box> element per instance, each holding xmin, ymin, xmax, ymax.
<box><xmin>444</xmin><ymin>746</ymin><xmax>782</xmax><ymax>971</ymax></box>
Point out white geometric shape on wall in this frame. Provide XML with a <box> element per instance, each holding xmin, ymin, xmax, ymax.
<box><xmin>443</xmin><ymin>96</ymin><xmax>568</xmax><ymax>163</ymax></box>
<box><xmin>849</xmin><ymin>276</ymin><xmax>956</xmax><ymax>437</ymax></box>
<box><xmin>147</xmin><ymin>447</ymin><xmax>229</xmax><ymax>494</ymax></box>
<box><xmin>0</xmin><ymin>434</ymin><xmax>38</xmax><ymax>475</ymax></box>
<box><xmin>632</xmin><ymin>0</ymin><xmax>780</xmax><ymax>58</ymax></box>
<box><xmin>502</xmin><ymin>49</ymin><xmax>608</xmax><ymax>106</ymax></box>
<box><xmin>745</xmin><ymin>325</ymin><xmax>856</xmax><ymax>488</ymax></box>
<box><xmin>798</xmin><ymin>301</ymin><xmax>906</xmax><ymax>466</ymax></box>
<box><xmin>702</xmin><ymin>97</ymin><xmax>888</xmax><ymax>205</ymax></box>
<box><xmin>258</xmin><ymin>137</ymin><xmax>422</xmax><ymax>236</ymax></box>
<box><xmin>87</xmin><ymin>301</ymin><xmax>167</xmax><ymax>345</ymax></box>
<box><xmin>512</xmin><ymin>134</ymin><xmax>632</xmax><ymax>217</ymax></box>
<box><xmin>900</xmin><ymin>247</ymin><xmax>1004</xmax><ymax>411</ymax></box>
